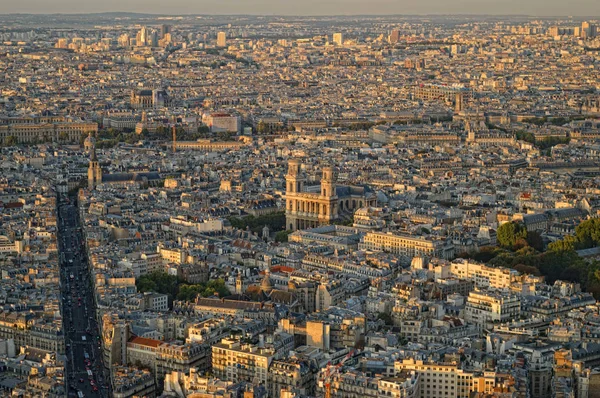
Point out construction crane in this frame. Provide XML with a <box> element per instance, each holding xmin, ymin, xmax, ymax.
<box><xmin>322</xmin><ymin>349</ymin><xmax>356</xmax><ymax>398</ymax></box>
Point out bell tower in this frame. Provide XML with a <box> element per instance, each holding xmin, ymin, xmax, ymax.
<box><xmin>286</xmin><ymin>159</ymin><xmax>305</xmax><ymax>231</ymax></box>
<box><xmin>286</xmin><ymin>159</ymin><xmax>304</xmax><ymax>194</ymax></box>
<box><xmin>235</xmin><ymin>272</ymin><xmax>244</xmax><ymax>295</ymax></box>
<box><xmin>321</xmin><ymin>166</ymin><xmax>336</xmax><ymax>198</ymax></box>
<box><xmin>87</xmin><ymin>146</ymin><xmax>102</xmax><ymax>190</ymax></box>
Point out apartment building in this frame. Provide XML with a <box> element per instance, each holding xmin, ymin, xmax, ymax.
<box><xmin>464</xmin><ymin>289</ymin><xmax>521</xmax><ymax>330</ymax></box>
<box><xmin>359</xmin><ymin>232</ymin><xmax>453</xmax><ymax>260</ymax></box>
<box><xmin>212</xmin><ymin>338</ymin><xmax>275</xmax><ymax>387</ymax></box>
<box><xmin>268</xmin><ymin>358</ymin><xmax>316</xmax><ymax>398</ymax></box>
<box><xmin>411</xmin><ymin>84</ymin><xmax>472</xmax><ymax>103</ymax></box>
<box><xmin>449</xmin><ymin>259</ymin><xmax>517</xmax><ymax>289</ymax></box>
<box><xmin>318</xmin><ymin>369</ymin><xmax>420</xmax><ymax>398</ymax></box>
<box><xmin>394</xmin><ymin>359</ymin><xmax>499</xmax><ymax>398</ymax></box>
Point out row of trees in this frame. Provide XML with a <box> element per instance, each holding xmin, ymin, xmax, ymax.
<box><xmin>515</xmin><ymin>131</ymin><xmax>570</xmax><ymax>150</ymax></box>
<box><xmin>228</xmin><ymin>212</ymin><xmax>286</xmax><ymax>234</ymax></box>
<box><xmin>136</xmin><ymin>271</ymin><xmax>230</xmax><ymax>305</ymax></box>
<box><xmin>548</xmin><ymin>218</ymin><xmax>600</xmax><ymax>252</ymax></box>
<box><xmin>497</xmin><ymin>222</ymin><xmax>543</xmax><ymax>251</ymax></box>
<box><xmin>1</xmin><ymin>132</ymin><xmax>75</xmax><ymax>147</ymax></box>
<box><xmin>177</xmin><ymin>279</ymin><xmax>231</xmax><ymax>301</ymax></box>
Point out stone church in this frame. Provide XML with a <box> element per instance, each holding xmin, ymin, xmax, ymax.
<box><xmin>285</xmin><ymin>159</ymin><xmax>377</xmax><ymax>231</ymax></box>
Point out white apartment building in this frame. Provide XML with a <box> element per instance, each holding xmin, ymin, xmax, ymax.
<box><xmin>464</xmin><ymin>289</ymin><xmax>521</xmax><ymax>330</ymax></box>
<box><xmin>212</xmin><ymin>338</ymin><xmax>274</xmax><ymax>387</ymax></box>
<box><xmin>202</xmin><ymin>113</ymin><xmax>241</xmax><ymax>133</ymax></box>
<box><xmin>394</xmin><ymin>359</ymin><xmax>498</xmax><ymax>398</ymax></box>
<box><xmin>359</xmin><ymin>232</ymin><xmax>453</xmax><ymax>260</ymax></box>
<box><xmin>450</xmin><ymin>259</ymin><xmax>517</xmax><ymax>289</ymax></box>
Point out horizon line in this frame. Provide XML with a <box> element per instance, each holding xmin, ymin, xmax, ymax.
<box><xmin>0</xmin><ymin>12</ymin><xmax>597</xmax><ymax>18</ymax></box>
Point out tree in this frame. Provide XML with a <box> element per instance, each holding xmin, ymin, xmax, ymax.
<box><xmin>548</xmin><ymin>219</ymin><xmax>600</xmax><ymax>253</ymax></box>
<box><xmin>275</xmin><ymin>230</ymin><xmax>292</xmax><ymax>243</ymax></box>
<box><xmin>4</xmin><ymin>136</ymin><xmax>17</xmax><ymax>146</ymax></box>
<box><xmin>58</xmin><ymin>132</ymin><xmax>69</xmax><ymax>142</ymax></box>
<box><xmin>526</xmin><ymin>231</ymin><xmax>544</xmax><ymax>252</ymax></box>
<box><xmin>548</xmin><ymin>235</ymin><xmax>577</xmax><ymax>253</ymax></box>
<box><xmin>575</xmin><ymin>218</ymin><xmax>600</xmax><ymax>249</ymax></box>
<box><xmin>377</xmin><ymin>312</ymin><xmax>393</xmax><ymax>326</ymax></box>
<box><xmin>257</xmin><ymin>121</ymin><xmax>270</xmax><ymax>135</ymax></box>
<box><xmin>136</xmin><ymin>271</ymin><xmax>179</xmax><ymax>297</ymax></box>
<box><xmin>176</xmin><ymin>279</ymin><xmax>230</xmax><ymax>301</ymax></box>
<box><xmin>497</xmin><ymin>222</ymin><xmax>528</xmax><ymax>249</ymax></box>
<box><xmin>228</xmin><ymin>212</ymin><xmax>286</xmax><ymax>234</ymax></box>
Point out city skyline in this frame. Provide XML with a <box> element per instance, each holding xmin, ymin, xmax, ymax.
<box><xmin>2</xmin><ymin>8</ymin><xmax>600</xmax><ymax>398</ymax></box>
<box><xmin>4</xmin><ymin>0</ymin><xmax>600</xmax><ymax>17</ymax></box>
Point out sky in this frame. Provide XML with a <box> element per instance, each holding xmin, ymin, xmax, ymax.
<box><xmin>3</xmin><ymin>0</ymin><xmax>600</xmax><ymax>16</ymax></box>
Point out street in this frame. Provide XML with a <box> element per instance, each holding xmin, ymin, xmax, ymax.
<box><xmin>58</xmin><ymin>196</ymin><xmax>110</xmax><ymax>398</ymax></box>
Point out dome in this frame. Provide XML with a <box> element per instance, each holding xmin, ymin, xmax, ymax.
<box><xmin>260</xmin><ymin>272</ymin><xmax>273</xmax><ymax>291</ymax></box>
<box><xmin>84</xmin><ymin>132</ymin><xmax>96</xmax><ymax>152</ymax></box>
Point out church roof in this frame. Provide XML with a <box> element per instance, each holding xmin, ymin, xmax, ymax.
<box><xmin>102</xmin><ymin>172</ymin><xmax>161</xmax><ymax>183</ymax></box>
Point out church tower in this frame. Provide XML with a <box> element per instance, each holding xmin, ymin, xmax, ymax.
<box><xmin>466</xmin><ymin>121</ymin><xmax>476</xmax><ymax>143</ymax></box>
<box><xmin>87</xmin><ymin>145</ymin><xmax>102</xmax><ymax>190</ymax></box>
<box><xmin>321</xmin><ymin>166</ymin><xmax>336</xmax><ymax>198</ymax></box>
<box><xmin>235</xmin><ymin>272</ymin><xmax>244</xmax><ymax>295</ymax></box>
<box><xmin>285</xmin><ymin>159</ymin><xmax>305</xmax><ymax>231</ymax></box>
<box><xmin>286</xmin><ymin>159</ymin><xmax>304</xmax><ymax>194</ymax></box>
<box><xmin>172</xmin><ymin>126</ymin><xmax>177</xmax><ymax>153</ymax></box>
<box><xmin>455</xmin><ymin>92</ymin><xmax>463</xmax><ymax>113</ymax></box>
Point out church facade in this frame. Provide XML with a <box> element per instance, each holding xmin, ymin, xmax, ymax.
<box><xmin>285</xmin><ymin>159</ymin><xmax>377</xmax><ymax>231</ymax></box>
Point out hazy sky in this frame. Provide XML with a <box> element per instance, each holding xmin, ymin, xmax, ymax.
<box><xmin>4</xmin><ymin>0</ymin><xmax>600</xmax><ymax>16</ymax></box>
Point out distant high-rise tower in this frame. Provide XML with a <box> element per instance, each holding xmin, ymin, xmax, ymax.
<box><xmin>161</xmin><ymin>24</ymin><xmax>172</xmax><ymax>39</ymax></box>
<box><xmin>389</xmin><ymin>29</ymin><xmax>400</xmax><ymax>44</ymax></box>
<box><xmin>333</xmin><ymin>32</ymin><xmax>344</xmax><ymax>46</ymax></box>
<box><xmin>217</xmin><ymin>31</ymin><xmax>227</xmax><ymax>47</ymax></box>
<box><xmin>581</xmin><ymin>21</ymin><xmax>596</xmax><ymax>39</ymax></box>
<box><xmin>137</xmin><ymin>26</ymin><xmax>148</xmax><ymax>47</ymax></box>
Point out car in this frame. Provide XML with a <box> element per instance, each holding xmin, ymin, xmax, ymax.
<box><xmin>79</xmin><ymin>378</ymin><xmax>84</xmax><ymax>383</ymax></box>
<box><xmin>92</xmin><ymin>386</ymin><xmax>98</xmax><ymax>392</ymax></box>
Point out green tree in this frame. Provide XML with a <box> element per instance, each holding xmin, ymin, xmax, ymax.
<box><xmin>228</xmin><ymin>212</ymin><xmax>286</xmax><ymax>234</ymax></box>
<box><xmin>58</xmin><ymin>132</ymin><xmax>70</xmax><ymax>142</ymax></box>
<box><xmin>377</xmin><ymin>312</ymin><xmax>393</xmax><ymax>326</ymax></box>
<box><xmin>575</xmin><ymin>218</ymin><xmax>600</xmax><ymax>249</ymax></box>
<box><xmin>136</xmin><ymin>271</ymin><xmax>179</xmax><ymax>297</ymax></box>
<box><xmin>275</xmin><ymin>230</ymin><xmax>292</xmax><ymax>243</ymax></box>
<box><xmin>137</xmin><ymin>278</ymin><xmax>158</xmax><ymax>293</ymax></box>
<box><xmin>548</xmin><ymin>235</ymin><xmax>577</xmax><ymax>253</ymax></box>
<box><xmin>257</xmin><ymin>121</ymin><xmax>269</xmax><ymax>135</ymax></box>
<box><xmin>4</xmin><ymin>135</ymin><xmax>17</xmax><ymax>146</ymax></box>
<box><xmin>176</xmin><ymin>279</ymin><xmax>230</xmax><ymax>301</ymax></box>
<box><xmin>526</xmin><ymin>231</ymin><xmax>544</xmax><ymax>252</ymax></box>
<box><xmin>497</xmin><ymin>222</ymin><xmax>528</xmax><ymax>249</ymax></box>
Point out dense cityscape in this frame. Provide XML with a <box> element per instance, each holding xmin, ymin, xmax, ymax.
<box><xmin>2</xmin><ymin>10</ymin><xmax>600</xmax><ymax>398</ymax></box>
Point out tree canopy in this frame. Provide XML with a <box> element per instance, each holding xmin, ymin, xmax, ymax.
<box><xmin>228</xmin><ymin>212</ymin><xmax>286</xmax><ymax>233</ymax></box>
<box><xmin>458</xmin><ymin>218</ymin><xmax>600</xmax><ymax>299</ymax></box>
<box><xmin>497</xmin><ymin>222</ymin><xmax>528</xmax><ymax>249</ymax></box>
<box><xmin>136</xmin><ymin>271</ymin><xmax>230</xmax><ymax>305</ymax></box>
